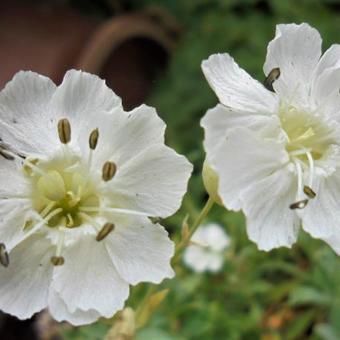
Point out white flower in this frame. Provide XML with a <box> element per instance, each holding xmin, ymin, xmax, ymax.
<box><xmin>201</xmin><ymin>23</ymin><xmax>340</xmax><ymax>253</ymax></box>
<box><xmin>183</xmin><ymin>223</ymin><xmax>229</xmax><ymax>273</ymax></box>
<box><xmin>0</xmin><ymin>70</ymin><xmax>192</xmax><ymax>325</ymax></box>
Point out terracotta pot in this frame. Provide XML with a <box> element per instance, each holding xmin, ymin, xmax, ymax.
<box><xmin>0</xmin><ymin>2</ymin><xmax>179</xmax><ymax>109</ymax></box>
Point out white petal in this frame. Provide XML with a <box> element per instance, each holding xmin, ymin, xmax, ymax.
<box><xmin>241</xmin><ymin>167</ymin><xmax>300</xmax><ymax>251</ymax></box>
<box><xmin>0</xmin><ymin>234</ymin><xmax>53</xmax><ymax>319</ymax></box>
<box><xmin>0</xmin><ymin>158</ymin><xmax>29</xmax><ymax>198</ymax></box>
<box><xmin>205</xmin><ymin>252</ymin><xmax>224</xmax><ymax>272</ymax></box>
<box><xmin>51</xmin><ymin>234</ymin><xmax>129</xmax><ymax>318</ymax></box>
<box><xmin>202</xmin><ymin>53</ymin><xmax>277</xmax><ymax>113</ymax></box>
<box><xmin>264</xmin><ymin>23</ymin><xmax>322</xmax><ymax>107</ymax></box>
<box><xmin>202</xmin><ymin>223</ymin><xmax>229</xmax><ymax>252</ymax></box>
<box><xmin>48</xmin><ymin>289</ymin><xmax>101</xmax><ymax>326</ymax></box>
<box><xmin>314</xmin><ymin>44</ymin><xmax>340</xmax><ymax>81</ymax></box>
<box><xmin>301</xmin><ymin>172</ymin><xmax>340</xmax><ymax>238</ymax></box>
<box><xmin>50</xmin><ymin>70</ymin><xmax>121</xmax><ymax>136</ymax></box>
<box><xmin>183</xmin><ymin>246</ymin><xmax>209</xmax><ymax>273</ymax></box>
<box><xmin>106</xmin><ymin>144</ymin><xmax>192</xmax><ymax>218</ymax></box>
<box><xmin>312</xmin><ymin>65</ymin><xmax>340</xmax><ymax>120</ymax></box>
<box><xmin>78</xmin><ymin>104</ymin><xmax>166</xmax><ymax>167</ymax></box>
<box><xmin>201</xmin><ymin>104</ymin><xmax>281</xmax><ymax>158</ymax></box>
<box><xmin>210</xmin><ymin>127</ymin><xmax>288</xmax><ymax>210</ymax></box>
<box><xmin>0</xmin><ymin>200</ymin><xmax>32</xmax><ymax>251</ymax></box>
<box><xmin>105</xmin><ymin>216</ymin><xmax>174</xmax><ymax>285</ymax></box>
<box><xmin>0</xmin><ymin>71</ymin><xmax>58</xmax><ymax>156</ymax></box>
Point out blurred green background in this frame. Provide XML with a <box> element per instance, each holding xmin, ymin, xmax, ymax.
<box><xmin>60</xmin><ymin>0</ymin><xmax>340</xmax><ymax>339</ymax></box>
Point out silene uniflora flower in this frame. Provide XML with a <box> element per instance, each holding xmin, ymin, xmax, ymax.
<box><xmin>183</xmin><ymin>223</ymin><xmax>229</xmax><ymax>273</ymax></box>
<box><xmin>201</xmin><ymin>23</ymin><xmax>340</xmax><ymax>252</ymax></box>
<box><xmin>0</xmin><ymin>70</ymin><xmax>192</xmax><ymax>325</ymax></box>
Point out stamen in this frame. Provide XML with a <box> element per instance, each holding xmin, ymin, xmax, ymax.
<box><xmin>79</xmin><ymin>206</ymin><xmax>151</xmax><ymax>217</ymax></box>
<box><xmin>23</xmin><ymin>158</ymin><xmax>45</xmax><ymax>176</ymax></box>
<box><xmin>96</xmin><ymin>223</ymin><xmax>115</xmax><ymax>241</ymax></box>
<box><xmin>66</xmin><ymin>214</ymin><xmax>74</xmax><ymax>227</ymax></box>
<box><xmin>0</xmin><ymin>243</ymin><xmax>9</xmax><ymax>267</ymax></box>
<box><xmin>89</xmin><ymin>128</ymin><xmax>99</xmax><ymax>150</ymax></box>
<box><xmin>78</xmin><ymin>212</ymin><xmax>102</xmax><ymax>229</ymax></box>
<box><xmin>102</xmin><ymin>161</ymin><xmax>117</xmax><ymax>181</ymax></box>
<box><xmin>306</xmin><ymin>151</ymin><xmax>315</xmax><ymax>188</ymax></box>
<box><xmin>0</xmin><ymin>149</ymin><xmax>15</xmax><ymax>161</ymax></box>
<box><xmin>264</xmin><ymin>67</ymin><xmax>280</xmax><ymax>92</ymax></box>
<box><xmin>294</xmin><ymin>159</ymin><xmax>304</xmax><ymax>200</ymax></box>
<box><xmin>303</xmin><ymin>186</ymin><xmax>316</xmax><ymax>199</ymax></box>
<box><xmin>40</xmin><ymin>201</ymin><xmax>57</xmax><ymax>219</ymax></box>
<box><xmin>51</xmin><ymin>256</ymin><xmax>65</xmax><ymax>266</ymax></box>
<box><xmin>58</xmin><ymin>118</ymin><xmax>71</xmax><ymax>144</ymax></box>
<box><xmin>289</xmin><ymin>199</ymin><xmax>308</xmax><ymax>210</ymax></box>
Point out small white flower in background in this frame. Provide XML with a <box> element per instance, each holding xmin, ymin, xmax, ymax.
<box><xmin>183</xmin><ymin>223</ymin><xmax>229</xmax><ymax>273</ymax></box>
<box><xmin>0</xmin><ymin>70</ymin><xmax>192</xmax><ymax>325</ymax></box>
<box><xmin>201</xmin><ymin>23</ymin><xmax>340</xmax><ymax>253</ymax></box>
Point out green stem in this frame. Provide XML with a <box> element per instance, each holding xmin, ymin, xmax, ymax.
<box><xmin>172</xmin><ymin>196</ymin><xmax>215</xmax><ymax>265</ymax></box>
<box><xmin>132</xmin><ymin>196</ymin><xmax>215</xmax><ymax>329</ymax></box>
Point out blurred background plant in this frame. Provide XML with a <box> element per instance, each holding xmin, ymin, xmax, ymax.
<box><xmin>2</xmin><ymin>0</ymin><xmax>340</xmax><ymax>339</ymax></box>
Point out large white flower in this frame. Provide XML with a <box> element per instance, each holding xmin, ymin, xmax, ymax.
<box><xmin>0</xmin><ymin>70</ymin><xmax>192</xmax><ymax>325</ymax></box>
<box><xmin>183</xmin><ymin>223</ymin><xmax>229</xmax><ymax>273</ymax></box>
<box><xmin>201</xmin><ymin>23</ymin><xmax>340</xmax><ymax>252</ymax></box>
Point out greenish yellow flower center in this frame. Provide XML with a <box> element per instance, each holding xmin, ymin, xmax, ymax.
<box><xmin>279</xmin><ymin>105</ymin><xmax>334</xmax><ymax>162</ymax></box>
<box><xmin>25</xmin><ymin>156</ymin><xmax>100</xmax><ymax>228</ymax></box>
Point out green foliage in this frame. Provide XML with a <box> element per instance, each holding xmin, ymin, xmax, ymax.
<box><xmin>64</xmin><ymin>1</ymin><xmax>340</xmax><ymax>339</ymax></box>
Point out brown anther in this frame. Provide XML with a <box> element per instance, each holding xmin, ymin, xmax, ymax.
<box><xmin>303</xmin><ymin>186</ymin><xmax>316</xmax><ymax>199</ymax></box>
<box><xmin>57</xmin><ymin>118</ymin><xmax>71</xmax><ymax>144</ymax></box>
<box><xmin>0</xmin><ymin>243</ymin><xmax>9</xmax><ymax>267</ymax></box>
<box><xmin>102</xmin><ymin>161</ymin><xmax>117</xmax><ymax>181</ymax></box>
<box><xmin>51</xmin><ymin>256</ymin><xmax>65</xmax><ymax>266</ymax></box>
<box><xmin>0</xmin><ymin>149</ymin><xmax>14</xmax><ymax>161</ymax></box>
<box><xmin>264</xmin><ymin>67</ymin><xmax>280</xmax><ymax>92</ymax></box>
<box><xmin>89</xmin><ymin>128</ymin><xmax>99</xmax><ymax>150</ymax></box>
<box><xmin>96</xmin><ymin>223</ymin><xmax>115</xmax><ymax>241</ymax></box>
<box><xmin>289</xmin><ymin>199</ymin><xmax>308</xmax><ymax>210</ymax></box>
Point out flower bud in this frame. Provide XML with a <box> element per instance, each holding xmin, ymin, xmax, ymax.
<box><xmin>202</xmin><ymin>161</ymin><xmax>223</xmax><ymax>206</ymax></box>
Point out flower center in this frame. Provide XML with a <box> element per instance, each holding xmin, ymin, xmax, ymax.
<box><xmin>25</xmin><ymin>155</ymin><xmax>100</xmax><ymax>229</ymax></box>
<box><xmin>279</xmin><ymin>104</ymin><xmax>336</xmax><ymax>209</ymax></box>
<box><xmin>280</xmin><ymin>105</ymin><xmax>334</xmax><ymax>162</ymax></box>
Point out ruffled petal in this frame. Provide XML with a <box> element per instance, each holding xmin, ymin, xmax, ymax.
<box><xmin>104</xmin><ymin>216</ymin><xmax>174</xmax><ymax>285</ymax></box>
<box><xmin>51</xmin><ymin>234</ymin><xmax>129</xmax><ymax>318</ymax></box>
<box><xmin>0</xmin><ymin>234</ymin><xmax>54</xmax><ymax>319</ymax></box>
<box><xmin>202</xmin><ymin>53</ymin><xmax>277</xmax><ymax>113</ymax></box>
<box><xmin>301</xmin><ymin>171</ymin><xmax>340</xmax><ymax>238</ymax></box>
<box><xmin>241</xmin><ymin>167</ymin><xmax>300</xmax><ymax>251</ymax></box>
<box><xmin>264</xmin><ymin>23</ymin><xmax>322</xmax><ymax>107</ymax></box>
<box><xmin>201</xmin><ymin>104</ymin><xmax>281</xmax><ymax>163</ymax></box>
<box><xmin>78</xmin><ymin>104</ymin><xmax>166</xmax><ymax>167</ymax></box>
<box><xmin>210</xmin><ymin>127</ymin><xmax>288</xmax><ymax>211</ymax></box>
<box><xmin>105</xmin><ymin>144</ymin><xmax>192</xmax><ymax>218</ymax></box>
<box><xmin>0</xmin><ymin>157</ymin><xmax>29</xmax><ymax>198</ymax></box>
<box><xmin>50</xmin><ymin>70</ymin><xmax>121</xmax><ymax>142</ymax></box>
<box><xmin>0</xmin><ymin>71</ymin><xmax>57</xmax><ymax>156</ymax></box>
<box><xmin>48</xmin><ymin>289</ymin><xmax>101</xmax><ymax>326</ymax></box>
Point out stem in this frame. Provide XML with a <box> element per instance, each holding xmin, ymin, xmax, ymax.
<box><xmin>129</xmin><ymin>196</ymin><xmax>215</xmax><ymax>330</ymax></box>
<box><xmin>172</xmin><ymin>195</ymin><xmax>215</xmax><ymax>265</ymax></box>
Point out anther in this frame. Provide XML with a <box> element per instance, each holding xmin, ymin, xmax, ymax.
<box><xmin>51</xmin><ymin>256</ymin><xmax>65</xmax><ymax>266</ymax></box>
<box><xmin>89</xmin><ymin>128</ymin><xmax>99</xmax><ymax>150</ymax></box>
<box><xmin>303</xmin><ymin>186</ymin><xmax>316</xmax><ymax>199</ymax></box>
<box><xmin>264</xmin><ymin>67</ymin><xmax>280</xmax><ymax>92</ymax></box>
<box><xmin>102</xmin><ymin>161</ymin><xmax>117</xmax><ymax>181</ymax></box>
<box><xmin>96</xmin><ymin>223</ymin><xmax>115</xmax><ymax>241</ymax></box>
<box><xmin>289</xmin><ymin>199</ymin><xmax>308</xmax><ymax>210</ymax></box>
<box><xmin>0</xmin><ymin>149</ymin><xmax>15</xmax><ymax>161</ymax></box>
<box><xmin>57</xmin><ymin>118</ymin><xmax>71</xmax><ymax>144</ymax></box>
<box><xmin>0</xmin><ymin>243</ymin><xmax>9</xmax><ymax>267</ymax></box>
